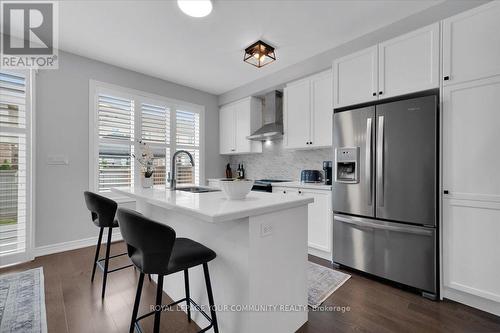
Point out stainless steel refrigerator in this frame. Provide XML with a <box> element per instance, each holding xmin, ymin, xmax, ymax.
<box><xmin>332</xmin><ymin>93</ymin><xmax>438</xmax><ymax>298</ymax></box>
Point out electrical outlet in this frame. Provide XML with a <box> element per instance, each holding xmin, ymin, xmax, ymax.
<box><xmin>260</xmin><ymin>223</ymin><xmax>273</xmax><ymax>237</ymax></box>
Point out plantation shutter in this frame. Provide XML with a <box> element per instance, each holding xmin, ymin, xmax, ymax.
<box><xmin>97</xmin><ymin>94</ymin><xmax>134</xmax><ymax>191</ymax></box>
<box><xmin>141</xmin><ymin>102</ymin><xmax>170</xmax><ymax>185</ymax></box>
<box><xmin>175</xmin><ymin>110</ymin><xmax>200</xmax><ymax>185</ymax></box>
<box><xmin>0</xmin><ymin>71</ymin><xmax>28</xmax><ymax>257</ymax></box>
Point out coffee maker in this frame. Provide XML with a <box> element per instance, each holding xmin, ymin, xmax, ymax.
<box><xmin>323</xmin><ymin>161</ymin><xmax>332</xmax><ymax>185</ymax></box>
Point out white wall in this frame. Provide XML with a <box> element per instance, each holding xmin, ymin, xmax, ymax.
<box><xmin>35</xmin><ymin>51</ymin><xmax>227</xmax><ymax>248</ymax></box>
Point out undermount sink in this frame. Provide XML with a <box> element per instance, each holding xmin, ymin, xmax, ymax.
<box><xmin>175</xmin><ymin>186</ymin><xmax>220</xmax><ymax>193</ymax></box>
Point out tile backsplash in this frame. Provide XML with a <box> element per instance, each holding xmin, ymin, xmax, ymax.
<box><xmin>228</xmin><ymin>140</ymin><xmax>333</xmax><ymax>180</ymax></box>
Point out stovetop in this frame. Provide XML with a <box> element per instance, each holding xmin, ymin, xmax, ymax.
<box><xmin>252</xmin><ymin>179</ymin><xmax>291</xmax><ymax>192</ymax></box>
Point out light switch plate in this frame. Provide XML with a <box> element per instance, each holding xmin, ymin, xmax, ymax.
<box><xmin>47</xmin><ymin>155</ymin><xmax>69</xmax><ymax>165</ymax></box>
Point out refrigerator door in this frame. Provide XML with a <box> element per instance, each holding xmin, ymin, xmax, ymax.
<box><xmin>333</xmin><ymin>214</ymin><xmax>436</xmax><ymax>293</ymax></box>
<box><xmin>333</xmin><ymin>106</ymin><xmax>375</xmax><ymax>217</ymax></box>
<box><xmin>375</xmin><ymin>95</ymin><xmax>437</xmax><ymax>226</ymax></box>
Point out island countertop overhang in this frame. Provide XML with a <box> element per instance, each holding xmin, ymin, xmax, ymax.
<box><xmin>111</xmin><ymin>186</ymin><xmax>313</xmax><ymax>223</ymax></box>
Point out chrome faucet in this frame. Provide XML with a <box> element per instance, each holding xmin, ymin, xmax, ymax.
<box><xmin>167</xmin><ymin>150</ymin><xmax>195</xmax><ymax>190</ymax></box>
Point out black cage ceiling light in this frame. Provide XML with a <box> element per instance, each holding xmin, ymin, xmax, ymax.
<box><xmin>244</xmin><ymin>40</ymin><xmax>276</xmax><ymax>68</ymax></box>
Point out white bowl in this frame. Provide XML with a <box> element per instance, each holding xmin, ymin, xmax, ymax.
<box><xmin>219</xmin><ymin>179</ymin><xmax>254</xmax><ymax>200</ymax></box>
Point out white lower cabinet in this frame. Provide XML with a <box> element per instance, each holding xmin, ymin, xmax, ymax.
<box><xmin>273</xmin><ymin>186</ymin><xmax>332</xmax><ymax>260</ymax></box>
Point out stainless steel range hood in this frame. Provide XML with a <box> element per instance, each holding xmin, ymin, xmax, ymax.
<box><xmin>247</xmin><ymin>91</ymin><xmax>283</xmax><ymax>141</ymax></box>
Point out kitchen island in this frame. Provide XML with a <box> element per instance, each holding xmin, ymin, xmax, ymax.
<box><xmin>111</xmin><ymin>186</ymin><xmax>313</xmax><ymax>333</ymax></box>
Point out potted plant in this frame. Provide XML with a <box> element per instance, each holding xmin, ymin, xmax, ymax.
<box><xmin>132</xmin><ymin>140</ymin><xmax>155</xmax><ymax>188</ymax></box>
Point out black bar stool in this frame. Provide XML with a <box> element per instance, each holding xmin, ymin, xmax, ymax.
<box><xmin>117</xmin><ymin>208</ymin><xmax>219</xmax><ymax>333</ymax></box>
<box><xmin>83</xmin><ymin>191</ymin><xmax>134</xmax><ymax>298</ymax></box>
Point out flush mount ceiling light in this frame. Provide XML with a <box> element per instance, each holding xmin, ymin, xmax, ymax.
<box><xmin>244</xmin><ymin>40</ymin><xmax>276</xmax><ymax>68</ymax></box>
<box><xmin>177</xmin><ymin>0</ymin><xmax>213</xmax><ymax>18</ymax></box>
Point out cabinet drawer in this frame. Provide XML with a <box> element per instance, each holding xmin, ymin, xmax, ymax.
<box><xmin>333</xmin><ymin>214</ymin><xmax>436</xmax><ymax>293</ymax></box>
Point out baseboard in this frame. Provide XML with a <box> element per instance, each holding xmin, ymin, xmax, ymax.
<box><xmin>443</xmin><ymin>287</ymin><xmax>500</xmax><ymax>317</ymax></box>
<box><xmin>308</xmin><ymin>247</ymin><xmax>332</xmax><ymax>261</ymax></box>
<box><xmin>34</xmin><ymin>231</ymin><xmax>123</xmax><ymax>258</ymax></box>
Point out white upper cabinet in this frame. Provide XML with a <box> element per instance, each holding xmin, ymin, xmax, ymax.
<box><xmin>443</xmin><ymin>1</ymin><xmax>500</xmax><ymax>86</ymax></box>
<box><xmin>333</xmin><ymin>23</ymin><xmax>439</xmax><ymax>108</ymax></box>
<box><xmin>284</xmin><ymin>70</ymin><xmax>333</xmax><ymax>149</ymax></box>
<box><xmin>284</xmin><ymin>78</ymin><xmax>312</xmax><ymax>149</ymax></box>
<box><xmin>310</xmin><ymin>71</ymin><xmax>333</xmax><ymax>147</ymax></box>
<box><xmin>219</xmin><ymin>105</ymin><xmax>235</xmax><ymax>154</ymax></box>
<box><xmin>219</xmin><ymin>97</ymin><xmax>262</xmax><ymax>155</ymax></box>
<box><xmin>379</xmin><ymin>23</ymin><xmax>439</xmax><ymax>98</ymax></box>
<box><xmin>333</xmin><ymin>46</ymin><xmax>378</xmax><ymax>108</ymax></box>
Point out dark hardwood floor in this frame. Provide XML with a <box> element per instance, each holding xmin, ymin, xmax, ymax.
<box><xmin>1</xmin><ymin>242</ymin><xmax>499</xmax><ymax>333</ymax></box>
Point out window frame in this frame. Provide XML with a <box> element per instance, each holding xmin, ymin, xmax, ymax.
<box><xmin>88</xmin><ymin>80</ymin><xmax>205</xmax><ymax>202</ymax></box>
<box><xmin>0</xmin><ymin>69</ymin><xmax>35</xmax><ymax>266</ymax></box>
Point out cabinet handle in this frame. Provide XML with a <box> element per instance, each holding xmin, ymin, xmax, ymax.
<box><xmin>372</xmin><ymin>92</ymin><xmax>376</xmax><ymax>96</ymax></box>
<box><xmin>298</xmin><ymin>190</ymin><xmax>302</xmax><ymax>194</ymax></box>
<box><xmin>283</xmin><ymin>190</ymin><xmax>286</xmax><ymax>194</ymax></box>
<box><xmin>443</xmin><ymin>76</ymin><xmax>450</xmax><ymax>81</ymax></box>
<box><xmin>379</xmin><ymin>91</ymin><xmax>383</xmax><ymax>95</ymax></box>
<box><xmin>444</xmin><ymin>190</ymin><xmax>449</xmax><ymax>194</ymax></box>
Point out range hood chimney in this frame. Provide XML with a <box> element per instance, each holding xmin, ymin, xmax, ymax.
<box><xmin>247</xmin><ymin>91</ymin><xmax>283</xmax><ymax>141</ymax></box>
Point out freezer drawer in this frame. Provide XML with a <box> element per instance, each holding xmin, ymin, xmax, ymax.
<box><xmin>333</xmin><ymin>214</ymin><xmax>436</xmax><ymax>293</ymax></box>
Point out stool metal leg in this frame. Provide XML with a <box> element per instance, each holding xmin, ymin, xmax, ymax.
<box><xmin>130</xmin><ymin>272</ymin><xmax>145</xmax><ymax>333</ymax></box>
<box><xmin>184</xmin><ymin>269</ymin><xmax>191</xmax><ymax>322</ymax></box>
<box><xmin>154</xmin><ymin>275</ymin><xmax>164</xmax><ymax>333</ymax></box>
<box><xmin>91</xmin><ymin>227</ymin><xmax>104</xmax><ymax>282</ymax></box>
<box><xmin>203</xmin><ymin>263</ymin><xmax>219</xmax><ymax>333</ymax></box>
<box><xmin>102</xmin><ymin>227</ymin><xmax>113</xmax><ymax>298</ymax></box>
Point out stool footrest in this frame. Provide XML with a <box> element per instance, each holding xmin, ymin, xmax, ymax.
<box><xmin>134</xmin><ymin>297</ymin><xmax>215</xmax><ymax>333</ymax></box>
<box><xmin>96</xmin><ymin>252</ymin><xmax>133</xmax><ymax>274</ymax></box>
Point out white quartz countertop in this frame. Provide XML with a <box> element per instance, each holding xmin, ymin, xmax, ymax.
<box><xmin>111</xmin><ymin>186</ymin><xmax>313</xmax><ymax>223</ymax></box>
<box><xmin>271</xmin><ymin>181</ymin><xmax>332</xmax><ymax>191</ymax></box>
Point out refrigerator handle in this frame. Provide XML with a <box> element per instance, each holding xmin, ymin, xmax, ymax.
<box><xmin>334</xmin><ymin>215</ymin><xmax>434</xmax><ymax>236</ymax></box>
<box><xmin>366</xmin><ymin>118</ymin><xmax>373</xmax><ymax>205</ymax></box>
<box><xmin>377</xmin><ymin>116</ymin><xmax>385</xmax><ymax>207</ymax></box>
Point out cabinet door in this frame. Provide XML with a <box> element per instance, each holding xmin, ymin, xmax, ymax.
<box><xmin>333</xmin><ymin>45</ymin><xmax>378</xmax><ymax>108</ymax></box>
<box><xmin>443</xmin><ymin>2</ymin><xmax>500</xmax><ymax>85</ymax></box>
<box><xmin>300</xmin><ymin>189</ymin><xmax>332</xmax><ymax>256</ymax></box>
<box><xmin>234</xmin><ymin>98</ymin><xmax>262</xmax><ymax>154</ymax></box>
<box><xmin>284</xmin><ymin>80</ymin><xmax>311</xmax><ymax>149</ymax></box>
<box><xmin>442</xmin><ymin>76</ymin><xmax>500</xmax><ymax>306</ymax></box>
<box><xmin>219</xmin><ymin>105</ymin><xmax>235</xmax><ymax>154</ymax></box>
<box><xmin>310</xmin><ymin>71</ymin><xmax>333</xmax><ymax>148</ymax></box>
<box><xmin>378</xmin><ymin>23</ymin><xmax>439</xmax><ymax>98</ymax></box>
<box><xmin>234</xmin><ymin>101</ymin><xmax>252</xmax><ymax>153</ymax></box>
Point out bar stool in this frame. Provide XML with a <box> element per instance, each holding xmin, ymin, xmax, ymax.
<box><xmin>117</xmin><ymin>208</ymin><xmax>219</xmax><ymax>333</ymax></box>
<box><xmin>83</xmin><ymin>191</ymin><xmax>134</xmax><ymax>298</ymax></box>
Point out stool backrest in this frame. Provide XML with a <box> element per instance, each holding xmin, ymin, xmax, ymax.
<box><xmin>83</xmin><ymin>191</ymin><xmax>118</xmax><ymax>228</ymax></box>
<box><xmin>117</xmin><ymin>208</ymin><xmax>176</xmax><ymax>273</ymax></box>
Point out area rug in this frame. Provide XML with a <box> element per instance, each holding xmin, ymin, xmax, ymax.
<box><xmin>0</xmin><ymin>267</ymin><xmax>47</xmax><ymax>333</ymax></box>
<box><xmin>308</xmin><ymin>262</ymin><xmax>350</xmax><ymax>308</ymax></box>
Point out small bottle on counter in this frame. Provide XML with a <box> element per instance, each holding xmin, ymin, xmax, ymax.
<box><xmin>241</xmin><ymin>163</ymin><xmax>245</xmax><ymax>179</ymax></box>
<box><xmin>225</xmin><ymin>163</ymin><xmax>232</xmax><ymax>179</ymax></box>
<box><xmin>236</xmin><ymin>164</ymin><xmax>243</xmax><ymax>179</ymax></box>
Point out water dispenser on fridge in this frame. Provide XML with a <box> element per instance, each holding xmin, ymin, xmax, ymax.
<box><xmin>335</xmin><ymin>147</ymin><xmax>359</xmax><ymax>183</ymax></box>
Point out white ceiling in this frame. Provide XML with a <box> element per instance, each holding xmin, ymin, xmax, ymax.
<box><xmin>55</xmin><ymin>0</ymin><xmax>443</xmax><ymax>95</ymax></box>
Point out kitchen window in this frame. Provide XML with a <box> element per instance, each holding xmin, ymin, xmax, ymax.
<box><xmin>89</xmin><ymin>81</ymin><xmax>204</xmax><ymax>197</ymax></box>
